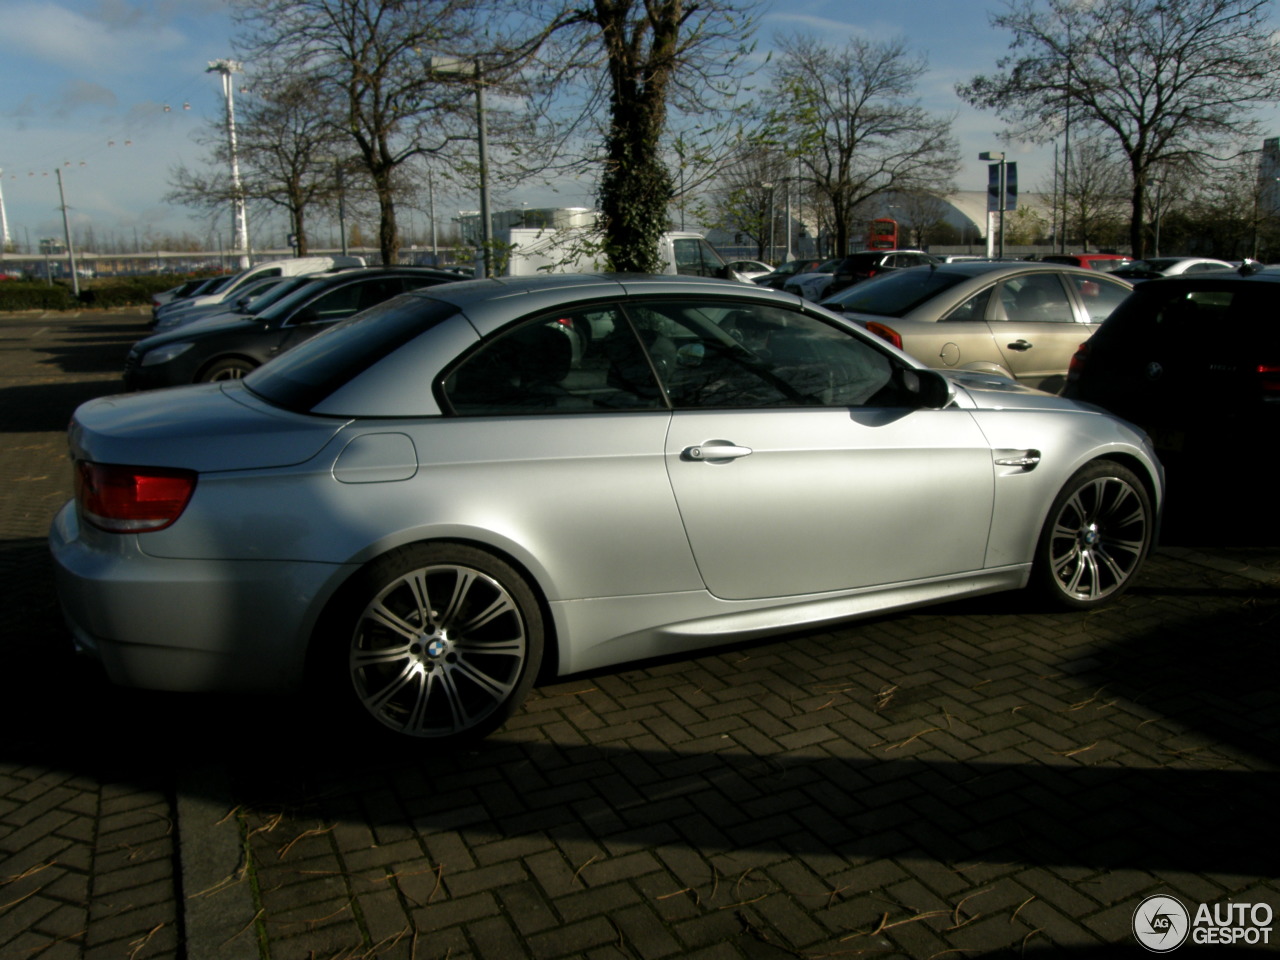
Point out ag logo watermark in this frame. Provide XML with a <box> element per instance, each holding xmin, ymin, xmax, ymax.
<box><xmin>1133</xmin><ymin>895</ymin><xmax>1189</xmax><ymax>952</ymax></box>
<box><xmin>1133</xmin><ymin>895</ymin><xmax>1274</xmax><ymax>951</ymax></box>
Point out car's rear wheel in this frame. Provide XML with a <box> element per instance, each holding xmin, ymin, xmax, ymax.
<box><xmin>1033</xmin><ymin>460</ymin><xmax>1152</xmax><ymax>608</ymax></box>
<box><xmin>326</xmin><ymin>543</ymin><xmax>543</xmax><ymax>743</ymax></box>
<box><xmin>198</xmin><ymin>357</ymin><xmax>257</xmax><ymax>382</ymax></box>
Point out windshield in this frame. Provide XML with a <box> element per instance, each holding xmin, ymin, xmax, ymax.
<box><xmin>240</xmin><ymin>275</ymin><xmax>322</xmax><ymax>314</ymax></box>
<box><xmin>252</xmin><ymin>276</ymin><xmax>342</xmax><ymax>322</ymax></box>
<box><xmin>821</xmin><ymin>267</ymin><xmax>968</xmax><ymax>317</ymax></box>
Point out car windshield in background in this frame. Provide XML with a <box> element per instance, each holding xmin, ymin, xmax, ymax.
<box><xmin>239</xmin><ymin>275</ymin><xmax>320</xmax><ymax>313</ymax></box>
<box><xmin>821</xmin><ymin>267</ymin><xmax>968</xmax><ymax>317</ymax></box>
<box><xmin>245</xmin><ymin>295</ymin><xmax>460</xmax><ymax>412</ymax></box>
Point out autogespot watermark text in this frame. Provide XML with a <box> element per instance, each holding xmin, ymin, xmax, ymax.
<box><xmin>1133</xmin><ymin>894</ymin><xmax>1274</xmax><ymax>952</ymax></box>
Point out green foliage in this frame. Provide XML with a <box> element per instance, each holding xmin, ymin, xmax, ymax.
<box><xmin>78</xmin><ymin>278</ymin><xmax>169</xmax><ymax>308</ymax></box>
<box><xmin>0</xmin><ymin>281</ymin><xmax>77</xmax><ymax>311</ymax></box>
<box><xmin>600</xmin><ymin>142</ymin><xmax>672</xmax><ymax>273</ymax></box>
<box><xmin>0</xmin><ymin>274</ymin><xmax>216</xmax><ymax>311</ymax></box>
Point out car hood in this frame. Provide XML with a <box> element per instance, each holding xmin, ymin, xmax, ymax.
<box><xmin>69</xmin><ymin>382</ymin><xmax>348</xmax><ymax>473</ymax></box>
<box><xmin>135</xmin><ymin>314</ymin><xmax>261</xmax><ymax>351</ymax></box>
<box><xmin>942</xmin><ymin>369</ymin><xmax>1084</xmax><ymax>413</ymax></box>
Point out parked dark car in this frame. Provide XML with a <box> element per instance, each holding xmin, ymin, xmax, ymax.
<box><xmin>125</xmin><ymin>267</ymin><xmax>464</xmax><ymax>390</ymax></box>
<box><xmin>752</xmin><ymin>258</ymin><xmax>822</xmax><ymax>289</ymax></box>
<box><xmin>785</xmin><ymin>250</ymin><xmax>939</xmax><ymax>301</ymax></box>
<box><xmin>1063</xmin><ymin>266</ymin><xmax>1279</xmax><ymax>462</ymax></box>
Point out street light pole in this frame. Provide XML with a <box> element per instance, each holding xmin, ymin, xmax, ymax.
<box><xmin>476</xmin><ymin>64</ymin><xmax>492</xmax><ymax>277</ymax></box>
<box><xmin>979</xmin><ymin>151</ymin><xmax>1007</xmax><ymax>259</ymax></box>
<box><xmin>55</xmin><ymin>168</ymin><xmax>80</xmax><ymax>298</ymax></box>
<box><xmin>207</xmin><ymin>59</ymin><xmax>250</xmax><ymax>269</ymax></box>
<box><xmin>0</xmin><ymin>167</ymin><xmax>10</xmax><ymax>256</ymax></box>
<box><xmin>762</xmin><ymin>182</ymin><xmax>775</xmax><ymax>263</ymax></box>
<box><xmin>427</xmin><ymin>56</ymin><xmax>492</xmax><ymax>276</ymax></box>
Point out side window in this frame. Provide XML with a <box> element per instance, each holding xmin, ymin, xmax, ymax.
<box><xmin>628</xmin><ymin>300</ymin><xmax>908</xmax><ymax>408</ymax></box>
<box><xmin>1066</xmin><ymin>275</ymin><xmax>1130</xmax><ymax>322</ymax></box>
<box><xmin>673</xmin><ymin>239</ymin><xmax>724</xmax><ymax>277</ymax></box>
<box><xmin>442</xmin><ymin>306</ymin><xmax>663</xmax><ymax>415</ymax></box>
<box><xmin>673</xmin><ymin>239</ymin><xmax>703</xmax><ymax>276</ymax></box>
<box><xmin>942</xmin><ymin>288</ymin><xmax>993</xmax><ymax>323</ymax></box>
<box><xmin>998</xmin><ymin>274</ymin><xmax>1076</xmax><ymax>323</ymax></box>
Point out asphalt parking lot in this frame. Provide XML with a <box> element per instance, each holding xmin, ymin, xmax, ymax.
<box><xmin>1</xmin><ymin>308</ymin><xmax>1277</xmax><ymax>959</ymax></box>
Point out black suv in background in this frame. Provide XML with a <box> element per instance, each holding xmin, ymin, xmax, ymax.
<box><xmin>1063</xmin><ymin>266</ymin><xmax>1279</xmax><ymax>464</ymax></box>
<box><xmin>124</xmin><ymin>267</ymin><xmax>464</xmax><ymax>390</ymax></box>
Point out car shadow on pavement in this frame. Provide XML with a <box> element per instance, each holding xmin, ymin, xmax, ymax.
<box><xmin>0</xmin><ymin>380</ymin><xmax>127</xmax><ymax>433</ymax></box>
<box><xmin>4</xmin><ymin>522</ymin><xmax>1276</xmax><ymax>883</ymax></box>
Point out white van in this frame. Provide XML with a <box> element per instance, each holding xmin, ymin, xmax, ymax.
<box><xmin>482</xmin><ymin>227</ymin><xmax>741</xmax><ymax>280</ymax></box>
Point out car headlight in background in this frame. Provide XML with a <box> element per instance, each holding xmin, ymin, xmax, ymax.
<box><xmin>139</xmin><ymin>342</ymin><xmax>195</xmax><ymax>367</ymax></box>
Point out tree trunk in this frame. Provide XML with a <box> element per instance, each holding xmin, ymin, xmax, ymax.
<box><xmin>1129</xmin><ymin>175</ymin><xmax>1147</xmax><ymax>260</ymax></box>
<box><xmin>374</xmin><ymin>169</ymin><xmax>399</xmax><ymax>265</ymax></box>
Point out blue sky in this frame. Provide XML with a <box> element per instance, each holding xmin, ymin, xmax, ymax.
<box><xmin>0</xmin><ymin>0</ymin><xmax>1274</xmax><ymax>251</ymax></box>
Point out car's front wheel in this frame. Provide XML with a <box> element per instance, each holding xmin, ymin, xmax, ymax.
<box><xmin>1033</xmin><ymin>460</ymin><xmax>1153</xmax><ymax>608</ymax></box>
<box><xmin>197</xmin><ymin>357</ymin><xmax>258</xmax><ymax>382</ymax></box>
<box><xmin>324</xmin><ymin>543</ymin><xmax>544</xmax><ymax>743</ymax></box>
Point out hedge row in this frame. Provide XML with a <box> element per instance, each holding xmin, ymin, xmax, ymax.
<box><xmin>0</xmin><ymin>282</ymin><xmax>78</xmax><ymax>311</ymax></box>
<box><xmin>0</xmin><ymin>274</ymin><xmax>209</xmax><ymax>311</ymax></box>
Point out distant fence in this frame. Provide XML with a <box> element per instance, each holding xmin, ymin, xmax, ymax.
<box><xmin>0</xmin><ymin>246</ymin><xmax>467</xmax><ymax>279</ymax></box>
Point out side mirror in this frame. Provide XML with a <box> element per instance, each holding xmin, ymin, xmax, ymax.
<box><xmin>676</xmin><ymin>343</ymin><xmax>706</xmax><ymax>368</ymax></box>
<box><xmin>902</xmin><ymin>368</ymin><xmax>955</xmax><ymax>409</ymax></box>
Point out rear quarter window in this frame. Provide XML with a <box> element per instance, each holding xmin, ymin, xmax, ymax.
<box><xmin>245</xmin><ymin>295</ymin><xmax>460</xmax><ymax>412</ymax></box>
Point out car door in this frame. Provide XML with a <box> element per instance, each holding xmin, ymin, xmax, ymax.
<box><xmin>990</xmin><ymin>271</ymin><xmax>1095</xmax><ymax>390</ymax></box>
<box><xmin>638</xmin><ymin>299</ymin><xmax>996</xmax><ymax>601</ymax></box>
<box><xmin>437</xmin><ymin>304</ymin><xmax>698</xmax><ymax>601</ymax></box>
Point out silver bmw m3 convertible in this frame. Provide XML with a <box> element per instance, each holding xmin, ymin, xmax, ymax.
<box><xmin>50</xmin><ymin>274</ymin><xmax>1163</xmax><ymax>743</ymax></box>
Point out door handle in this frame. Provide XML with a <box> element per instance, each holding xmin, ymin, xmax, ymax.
<box><xmin>684</xmin><ymin>443</ymin><xmax>753</xmax><ymax>462</ymax></box>
<box><xmin>1007</xmin><ymin>339</ymin><xmax>1033</xmax><ymax>351</ymax></box>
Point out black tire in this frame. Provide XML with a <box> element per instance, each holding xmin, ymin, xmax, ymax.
<box><xmin>197</xmin><ymin>357</ymin><xmax>257</xmax><ymax>382</ymax></box>
<box><xmin>1033</xmin><ymin>460</ymin><xmax>1153</xmax><ymax>609</ymax></box>
<box><xmin>322</xmin><ymin>543</ymin><xmax>544</xmax><ymax>743</ymax></box>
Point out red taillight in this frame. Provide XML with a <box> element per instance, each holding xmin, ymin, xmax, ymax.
<box><xmin>1260</xmin><ymin>364</ymin><xmax>1280</xmax><ymax>394</ymax></box>
<box><xmin>1066</xmin><ymin>341</ymin><xmax>1090</xmax><ymax>383</ymax></box>
<box><xmin>865</xmin><ymin>321</ymin><xmax>902</xmax><ymax>349</ymax></box>
<box><xmin>75</xmin><ymin>462</ymin><xmax>197</xmax><ymax>533</ymax></box>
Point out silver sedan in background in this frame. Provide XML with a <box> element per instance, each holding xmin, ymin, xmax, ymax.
<box><xmin>51</xmin><ymin>274</ymin><xmax>1162</xmax><ymax>744</ymax></box>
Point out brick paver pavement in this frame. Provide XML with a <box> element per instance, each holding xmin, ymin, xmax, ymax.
<box><xmin>1</xmin><ymin>309</ymin><xmax>1276</xmax><ymax>959</ymax></box>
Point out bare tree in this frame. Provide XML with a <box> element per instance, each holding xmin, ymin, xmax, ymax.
<box><xmin>168</xmin><ymin>73</ymin><xmax>348</xmax><ymax>256</ymax></box>
<box><xmin>891</xmin><ymin>191</ymin><xmax>950</xmax><ymax>249</ymax></box>
<box><xmin>1047</xmin><ymin>136</ymin><xmax>1128</xmax><ymax>251</ymax></box>
<box><xmin>706</xmin><ymin>147</ymin><xmax>793</xmax><ymax>259</ymax></box>
<box><xmin>232</xmin><ymin>0</ymin><xmax>504</xmax><ymax>265</ymax></box>
<box><xmin>764</xmin><ymin>35</ymin><xmax>959</xmax><ymax>257</ymax></box>
<box><xmin>960</xmin><ymin>0</ymin><xmax>1280</xmax><ymax>259</ymax></box>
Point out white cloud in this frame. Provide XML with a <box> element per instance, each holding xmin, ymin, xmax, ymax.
<box><xmin>0</xmin><ymin>2</ymin><xmax>187</xmax><ymax>73</ymax></box>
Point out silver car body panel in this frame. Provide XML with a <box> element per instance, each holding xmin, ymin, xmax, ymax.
<box><xmin>51</xmin><ymin>274</ymin><xmax>1163</xmax><ymax>696</ymax></box>
<box><xmin>70</xmin><ymin>383</ymin><xmax>347</xmax><ymax>472</ymax></box>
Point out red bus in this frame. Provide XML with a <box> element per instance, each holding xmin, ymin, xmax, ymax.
<box><xmin>867</xmin><ymin>218</ymin><xmax>898</xmax><ymax>250</ymax></box>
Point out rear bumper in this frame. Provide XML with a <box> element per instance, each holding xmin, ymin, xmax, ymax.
<box><xmin>49</xmin><ymin>501</ymin><xmax>352</xmax><ymax>694</ymax></box>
